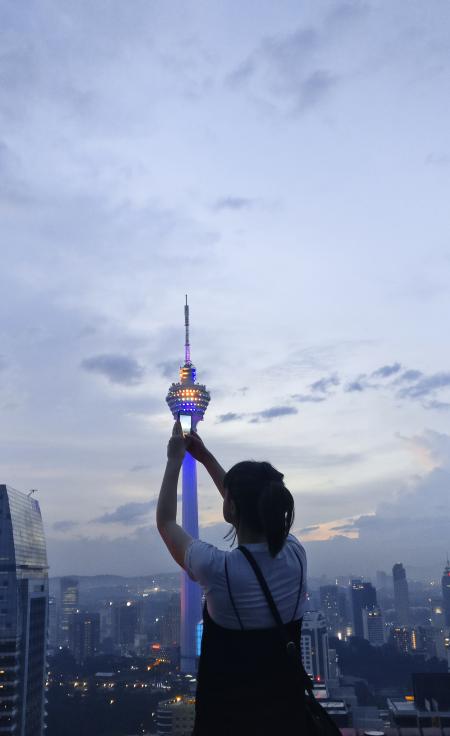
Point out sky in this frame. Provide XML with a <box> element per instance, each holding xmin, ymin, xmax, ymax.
<box><xmin>1</xmin><ymin>0</ymin><xmax>449</xmax><ymax>580</ymax></box>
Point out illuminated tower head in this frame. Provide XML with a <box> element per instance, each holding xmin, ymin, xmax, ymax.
<box><xmin>166</xmin><ymin>296</ymin><xmax>210</xmax><ymax>428</ymax></box>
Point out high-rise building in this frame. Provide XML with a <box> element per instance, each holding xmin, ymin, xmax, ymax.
<box><xmin>166</xmin><ymin>297</ymin><xmax>210</xmax><ymax>673</ymax></box>
<box><xmin>320</xmin><ymin>585</ymin><xmax>340</xmax><ymax>635</ymax></box>
<box><xmin>160</xmin><ymin>594</ymin><xmax>181</xmax><ymax>647</ymax></box>
<box><xmin>349</xmin><ymin>579</ymin><xmax>377</xmax><ymax>638</ymax></box>
<box><xmin>157</xmin><ymin>695</ymin><xmax>196</xmax><ymax>735</ymax></box>
<box><xmin>68</xmin><ymin>611</ymin><xmax>100</xmax><ymax>663</ymax></box>
<box><xmin>442</xmin><ymin>559</ymin><xmax>450</xmax><ymax>627</ymax></box>
<box><xmin>376</xmin><ymin>570</ymin><xmax>389</xmax><ymax>591</ymax></box>
<box><xmin>59</xmin><ymin>576</ymin><xmax>79</xmax><ymax>646</ymax></box>
<box><xmin>391</xmin><ymin>626</ymin><xmax>412</xmax><ymax>654</ymax></box>
<box><xmin>48</xmin><ymin>594</ymin><xmax>59</xmax><ymax>652</ymax></box>
<box><xmin>0</xmin><ymin>484</ymin><xmax>48</xmax><ymax>736</ymax></box>
<box><xmin>112</xmin><ymin>601</ymin><xmax>139</xmax><ymax>654</ymax></box>
<box><xmin>411</xmin><ymin>626</ymin><xmax>437</xmax><ymax>659</ymax></box>
<box><xmin>393</xmin><ymin>563</ymin><xmax>410</xmax><ymax>625</ymax></box>
<box><xmin>301</xmin><ymin>611</ymin><xmax>329</xmax><ymax>683</ymax></box>
<box><xmin>362</xmin><ymin>606</ymin><xmax>385</xmax><ymax>646</ymax></box>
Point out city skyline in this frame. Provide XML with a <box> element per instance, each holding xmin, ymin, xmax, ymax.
<box><xmin>1</xmin><ymin>1</ymin><xmax>450</xmax><ymax>577</ymax></box>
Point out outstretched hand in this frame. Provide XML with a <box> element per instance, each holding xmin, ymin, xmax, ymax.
<box><xmin>167</xmin><ymin>420</ymin><xmax>186</xmax><ymax>463</ymax></box>
<box><xmin>185</xmin><ymin>430</ymin><xmax>209</xmax><ymax>464</ymax></box>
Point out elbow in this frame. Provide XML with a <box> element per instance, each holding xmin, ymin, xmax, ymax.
<box><xmin>156</xmin><ymin>508</ymin><xmax>164</xmax><ymax>534</ymax></box>
<box><xmin>156</xmin><ymin>515</ymin><xmax>173</xmax><ymax>535</ymax></box>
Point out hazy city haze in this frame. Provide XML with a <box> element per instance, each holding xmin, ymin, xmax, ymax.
<box><xmin>1</xmin><ymin>0</ymin><xmax>449</xmax><ymax>577</ymax></box>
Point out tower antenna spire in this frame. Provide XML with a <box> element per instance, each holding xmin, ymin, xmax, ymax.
<box><xmin>184</xmin><ymin>294</ymin><xmax>190</xmax><ymax>364</ymax></box>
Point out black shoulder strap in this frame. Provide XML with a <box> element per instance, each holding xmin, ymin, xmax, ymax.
<box><xmin>290</xmin><ymin>546</ymin><xmax>304</xmax><ymax>622</ymax></box>
<box><xmin>238</xmin><ymin>544</ymin><xmax>312</xmax><ymax>692</ymax></box>
<box><xmin>238</xmin><ymin>546</ymin><xmax>284</xmax><ymax>628</ymax></box>
<box><xmin>224</xmin><ymin>556</ymin><xmax>244</xmax><ymax>631</ymax></box>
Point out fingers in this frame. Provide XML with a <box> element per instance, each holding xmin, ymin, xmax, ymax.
<box><xmin>173</xmin><ymin>419</ymin><xmax>183</xmax><ymax>437</ymax></box>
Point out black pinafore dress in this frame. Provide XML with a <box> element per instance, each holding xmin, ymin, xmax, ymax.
<box><xmin>192</xmin><ymin>546</ymin><xmax>305</xmax><ymax>736</ymax></box>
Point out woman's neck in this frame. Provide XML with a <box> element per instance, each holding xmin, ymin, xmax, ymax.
<box><xmin>236</xmin><ymin>526</ymin><xmax>267</xmax><ymax>545</ymax></box>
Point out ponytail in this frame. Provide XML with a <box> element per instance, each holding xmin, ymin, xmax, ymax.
<box><xmin>223</xmin><ymin>460</ymin><xmax>295</xmax><ymax>557</ymax></box>
<box><xmin>259</xmin><ymin>477</ymin><xmax>295</xmax><ymax>557</ymax></box>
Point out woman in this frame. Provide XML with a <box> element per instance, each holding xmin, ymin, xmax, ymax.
<box><xmin>156</xmin><ymin>420</ymin><xmax>308</xmax><ymax>735</ymax></box>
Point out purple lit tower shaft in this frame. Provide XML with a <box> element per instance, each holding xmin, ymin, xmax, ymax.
<box><xmin>180</xmin><ymin>443</ymin><xmax>201</xmax><ymax>673</ymax></box>
<box><xmin>166</xmin><ymin>298</ymin><xmax>210</xmax><ymax>673</ymax></box>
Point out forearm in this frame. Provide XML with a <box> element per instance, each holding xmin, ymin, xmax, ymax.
<box><xmin>157</xmin><ymin>458</ymin><xmax>182</xmax><ymax>528</ymax></box>
<box><xmin>203</xmin><ymin>450</ymin><xmax>226</xmax><ymax>498</ymax></box>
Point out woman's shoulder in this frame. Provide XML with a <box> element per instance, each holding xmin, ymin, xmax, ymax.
<box><xmin>286</xmin><ymin>533</ymin><xmax>306</xmax><ymax>553</ymax></box>
<box><xmin>184</xmin><ymin>538</ymin><xmax>228</xmax><ymax>585</ymax></box>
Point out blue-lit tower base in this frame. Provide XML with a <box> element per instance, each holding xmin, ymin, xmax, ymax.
<box><xmin>166</xmin><ymin>297</ymin><xmax>210</xmax><ymax>674</ymax></box>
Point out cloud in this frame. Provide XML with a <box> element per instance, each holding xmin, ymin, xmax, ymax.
<box><xmin>216</xmin><ymin>412</ymin><xmax>245</xmax><ymax>423</ymax></box>
<box><xmin>371</xmin><ymin>362</ymin><xmax>402</xmax><ymax>378</ymax></box>
<box><xmin>344</xmin><ymin>379</ymin><xmax>366</xmax><ymax>392</ymax></box>
<box><xmin>93</xmin><ymin>500</ymin><xmax>157</xmax><ymax>526</ymax></box>
<box><xmin>310</xmin><ymin>374</ymin><xmax>340</xmax><ymax>393</ymax></box>
<box><xmin>326</xmin><ymin>1</ymin><xmax>370</xmax><ymax>27</ymax></box>
<box><xmin>81</xmin><ymin>354</ymin><xmax>145</xmax><ymax>386</ymax></box>
<box><xmin>228</xmin><ymin>26</ymin><xmax>337</xmax><ymax>114</ymax></box>
<box><xmin>298</xmin><ymin>525</ymin><xmax>320</xmax><ymax>534</ymax></box>
<box><xmin>213</xmin><ymin>197</ymin><xmax>254</xmax><ymax>211</ymax></box>
<box><xmin>426</xmin><ymin>153</ymin><xmax>450</xmax><ymax>167</ymax></box>
<box><xmin>47</xmin><ymin>524</ymin><xmax>177</xmax><ymax>577</ymax></box>
<box><xmin>396</xmin><ymin>369</ymin><xmax>423</xmax><ymax>382</ymax></box>
<box><xmin>290</xmin><ymin>374</ymin><xmax>339</xmax><ymax>405</ymax></box>
<box><xmin>424</xmin><ymin>399</ymin><xmax>450</xmax><ymax>411</ymax></box>
<box><xmin>329</xmin><ymin>523</ymin><xmax>357</xmax><ymax>532</ymax></box>
<box><xmin>397</xmin><ymin>372</ymin><xmax>450</xmax><ymax>400</ymax></box>
<box><xmin>251</xmin><ymin>406</ymin><xmax>298</xmax><ymax>422</ymax></box>
<box><xmin>292</xmin><ymin>394</ymin><xmax>326</xmax><ymax>403</ymax></box>
<box><xmin>53</xmin><ymin>520</ymin><xmax>78</xmax><ymax>532</ymax></box>
<box><xmin>404</xmin><ymin>429</ymin><xmax>450</xmax><ymax>471</ymax></box>
<box><xmin>300</xmin><ymin>431</ymin><xmax>450</xmax><ymax>577</ymax></box>
<box><xmin>298</xmin><ymin>69</ymin><xmax>337</xmax><ymax>112</ymax></box>
<box><xmin>129</xmin><ymin>464</ymin><xmax>152</xmax><ymax>473</ymax></box>
<box><xmin>157</xmin><ymin>359</ymin><xmax>181</xmax><ymax>379</ymax></box>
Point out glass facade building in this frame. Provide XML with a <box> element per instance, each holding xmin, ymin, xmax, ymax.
<box><xmin>0</xmin><ymin>484</ymin><xmax>49</xmax><ymax>736</ymax></box>
<box><xmin>301</xmin><ymin>611</ymin><xmax>329</xmax><ymax>683</ymax></box>
<box><xmin>393</xmin><ymin>563</ymin><xmax>410</xmax><ymax>625</ymax></box>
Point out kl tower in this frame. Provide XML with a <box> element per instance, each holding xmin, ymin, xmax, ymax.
<box><xmin>166</xmin><ymin>296</ymin><xmax>210</xmax><ymax>673</ymax></box>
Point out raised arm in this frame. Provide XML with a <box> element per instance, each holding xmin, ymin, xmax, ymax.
<box><xmin>156</xmin><ymin>421</ymin><xmax>193</xmax><ymax>568</ymax></box>
<box><xmin>185</xmin><ymin>432</ymin><xmax>226</xmax><ymax>498</ymax></box>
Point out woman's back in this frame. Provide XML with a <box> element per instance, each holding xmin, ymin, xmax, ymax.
<box><xmin>190</xmin><ymin>536</ymin><xmax>308</xmax><ymax>736</ymax></box>
<box><xmin>185</xmin><ymin>533</ymin><xmax>307</xmax><ymax>629</ymax></box>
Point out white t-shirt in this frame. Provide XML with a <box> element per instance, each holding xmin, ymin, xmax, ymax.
<box><xmin>184</xmin><ymin>533</ymin><xmax>307</xmax><ymax>630</ymax></box>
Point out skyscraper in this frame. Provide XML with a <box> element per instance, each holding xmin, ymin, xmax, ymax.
<box><xmin>68</xmin><ymin>611</ymin><xmax>100</xmax><ymax>663</ymax></box>
<box><xmin>362</xmin><ymin>606</ymin><xmax>385</xmax><ymax>646</ymax></box>
<box><xmin>301</xmin><ymin>611</ymin><xmax>329</xmax><ymax>683</ymax></box>
<box><xmin>160</xmin><ymin>594</ymin><xmax>181</xmax><ymax>647</ymax></box>
<box><xmin>442</xmin><ymin>559</ymin><xmax>450</xmax><ymax>627</ymax></box>
<box><xmin>393</xmin><ymin>563</ymin><xmax>410</xmax><ymax>625</ymax></box>
<box><xmin>59</xmin><ymin>576</ymin><xmax>79</xmax><ymax>647</ymax></box>
<box><xmin>112</xmin><ymin>601</ymin><xmax>139</xmax><ymax>654</ymax></box>
<box><xmin>166</xmin><ymin>298</ymin><xmax>210</xmax><ymax>673</ymax></box>
<box><xmin>391</xmin><ymin>626</ymin><xmax>412</xmax><ymax>654</ymax></box>
<box><xmin>349</xmin><ymin>579</ymin><xmax>377</xmax><ymax>638</ymax></box>
<box><xmin>320</xmin><ymin>585</ymin><xmax>342</xmax><ymax>636</ymax></box>
<box><xmin>0</xmin><ymin>484</ymin><xmax>48</xmax><ymax>736</ymax></box>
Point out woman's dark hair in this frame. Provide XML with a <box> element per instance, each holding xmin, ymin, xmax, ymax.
<box><xmin>223</xmin><ymin>461</ymin><xmax>294</xmax><ymax>557</ymax></box>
